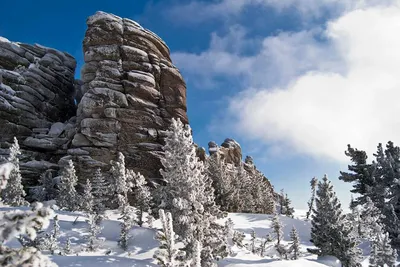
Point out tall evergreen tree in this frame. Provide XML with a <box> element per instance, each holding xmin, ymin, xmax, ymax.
<box><xmin>158</xmin><ymin>118</ymin><xmax>228</xmax><ymax>265</ymax></box>
<box><xmin>339</xmin><ymin>145</ymin><xmax>376</xmax><ymax>207</ymax></box>
<box><xmin>110</xmin><ymin>152</ymin><xmax>131</xmax><ymax>207</ymax></box>
<box><xmin>2</xmin><ymin>137</ymin><xmax>26</xmax><ymax>206</ymax></box>
<box><xmin>289</xmin><ymin>226</ymin><xmax>301</xmax><ymax>260</ymax></box>
<box><xmin>56</xmin><ymin>160</ymin><xmax>78</xmax><ymax>211</ymax></box>
<box><xmin>82</xmin><ymin>179</ymin><xmax>94</xmax><ymax>214</ymax></box>
<box><xmin>311</xmin><ymin>175</ymin><xmax>362</xmax><ymax>267</ymax></box>
<box><xmin>130</xmin><ymin>171</ymin><xmax>152</xmax><ymax>227</ymax></box>
<box><xmin>283</xmin><ymin>194</ymin><xmax>294</xmax><ymax>218</ymax></box>
<box><xmin>272</xmin><ymin>214</ymin><xmax>283</xmax><ymax>246</ymax></box>
<box><xmin>91</xmin><ymin>168</ymin><xmax>108</xmax><ymax>217</ymax></box>
<box><xmin>153</xmin><ymin>209</ymin><xmax>186</xmax><ymax>267</ymax></box>
<box><xmin>306</xmin><ymin>177</ymin><xmax>318</xmax><ymax>220</ymax></box>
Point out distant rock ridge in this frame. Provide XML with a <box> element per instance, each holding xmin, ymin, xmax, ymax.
<box><xmin>0</xmin><ymin>11</ymin><xmax>188</xmax><ymax>185</ymax></box>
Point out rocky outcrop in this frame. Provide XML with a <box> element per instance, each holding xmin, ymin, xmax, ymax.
<box><xmin>65</xmin><ymin>12</ymin><xmax>188</xmax><ymax>181</ymax></box>
<box><xmin>0</xmin><ymin>37</ymin><xmax>77</xmax><ymax>183</ymax></box>
<box><xmin>0</xmin><ymin>11</ymin><xmax>188</xmax><ymax>186</ymax></box>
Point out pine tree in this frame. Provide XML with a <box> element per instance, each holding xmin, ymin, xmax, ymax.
<box><xmin>249</xmin><ymin>230</ymin><xmax>257</xmax><ymax>254</ymax></box>
<box><xmin>370</xmin><ymin>232</ymin><xmax>397</xmax><ymax>267</ymax></box>
<box><xmin>110</xmin><ymin>152</ymin><xmax>131</xmax><ymax>207</ymax></box>
<box><xmin>153</xmin><ymin>209</ymin><xmax>186</xmax><ymax>267</ymax></box>
<box><xmin>283</xmin><ymin>194</ymin><xmax>294</xmax><ymax>218</ymax></box>
<box><xmin>64</xmin><ymin>238</ymin><xmax>72</xmax><ymax>255</ymax></box>
<box><xmin>369</xmin><ymin>241</ymin><xmax>379</xmax><ymax>267</ymax></box>
<box><xmin>192</xmin><ymin>241</ymin><xmax>202</xmax><ymax>267</ymax></box>
<box><xmin>289</xmin><ymin>226</ymin><xmax>300</xmax><ymax>260</ymax></box>
<box><xmin>2</xmin><ymin>137</ymin><xmax>27</xmax><ymax>206</ymax></box>
<box><xmin>56</xmin><ymin>160</ymin><xmax>78</xmax><ymax>211</ymax></box>
<box><xmin>82</xmin><ymin>179</ymin><xmax>94</xmax><ymax>214</ymax></box>
<box><xmin>86</xmin><ymin>213</ymin><xmax>103</xmax><ymax>251</ymax></box>
<box><xmin>311</xmin><ymin>175</ymin><xmax>362</xmax><ymax>267</ymax></box>
<box><xmin>131</xmin><ymin>171</ymin><xmax>152</xmax><ymax>227</ymax></box>
<box><xmin>272</xmin><ymin>214</ymin><xmax>283</xmax><ymax>246</ymax></box>
<box><xmin>339</xmin><ymin>145</ymin><xmax>376</xmax><ymax>207</ymax></box>
<box><xmin>47</xmin><ymin>215</ymin><xmax>60</xmax><ymax>255</ymax></box>
<box><xmin>91</xmin><ymin>168</ymin><xmax>108</xmax><ymax>222</ymax></box>
<box><xmin>31</xmin><ymin>170</ymin><xmax>56</xmax><ymax>202</ymax></box>
<box><xmin>306</xmin><ymin>177</ymin><xmax>318</xmax><ymax>220</ymax></box>
<box><xmin>360</xmin><ymin>197</ymin><xmax>384</xmax><ymax>238</ymax></box>
<box><xmin>118</xmin><ymin>192</ymin><xmax>135</xmax><ymax>250</ymax></box>
<box><xmin>158</xmin><ymin>118</ymin><xmax>228</xmax><ymax>265</ymax></box>
<box><xmin>0</xmin><ymin>202</ymin><xmax>56</xmax><ymax>266</ymax></box>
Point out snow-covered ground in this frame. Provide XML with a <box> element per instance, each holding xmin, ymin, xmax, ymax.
<box><xmin>0</xmin><ymin>207</ymin><xmax>390</xmax><ymax>266</ymax></box>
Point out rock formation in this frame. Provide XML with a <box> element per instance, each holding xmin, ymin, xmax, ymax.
<box><xmin>0</xmin><ymin>37</ymin><xmax>77</xmax><ymax>184</ymax></box>
<box><xmin>0</xmin><ymin>11</ymin><xmax>188</xmax><ymax>185</ymax></box>
<box><xmin>65</xmin><ymin>12</ymin><xmax>188</xmax><ymax>181</ymax></box>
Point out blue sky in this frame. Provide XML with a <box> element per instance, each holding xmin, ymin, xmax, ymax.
<box><xmin>3</xmin><ymin>0</ymin><xmax>400</xmax><ymax>209</ymax></box>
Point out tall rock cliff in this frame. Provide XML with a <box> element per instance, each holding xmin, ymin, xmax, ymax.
<box><xmin>0</xmin><ymin>37</ymin><xmax>77</xmax><ymax>184</ymax></box>
<box><xmin>65</xmin><ymin>12</ymin><xmax>188</xmax><ymax>181</ymax></box>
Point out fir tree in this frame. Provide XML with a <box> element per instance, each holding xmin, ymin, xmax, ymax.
<box><xmin>272</xmin><ymin>214</ymin><xmax>283</xmax><ymax>246</ymax></box>
<box><xmin>82</xmin><ymin>179</ymin><xmax>94</xmax><ymax>214</ymax></box>
<box><xmin>56</xmin><ymin>160</ymin><xmax>78</xmax><ymax>211</ymax></box>
<box><xmin>306</xmin><ymin>177</ymin><xmax>318</xmax><ymax>220</ymax></box>
<box><xmin>311</xmin><ymin>175</ymin><xmax>362</xmax><ymax>267</ymax></box>
<box><xmin>370</xmin><ymin>231</ymin><xmax>397</xmax><ymax>267</ymax></box>
<box><xmin>153</xmin><ymin>209</ymin><xmax>186</xmax><ymax>267</ymax></box>
<box><xmin>47</xmin><ymin>215</ymin><xmax>60</xmax><ymax>255</ymax></box>
<box><xmin>283</xmin><ymin>194</ymin><xmax>294</xmax><ymax>218</ymax></box>
<box><xmin>339</xmin><ymin>145</ymin><xmax>376</xmax><ymax>207</ymax></box>
<box><xmin>118</xmin><ymin>192</ymin><xmax>135</xmax><ymax>250</ymax></box>
<box><xmin>192</xmin><ymin>241</ymin><xmax>202</xmax><ymax>267</ymax></box>
<box><xmin>279</xmin><ymin>189</ymin><xmax>285</xmax><ymax>215</ymax></box>
<box><xmin>232</xmin><ymin>231</ymin><xmax>245</xmax><ymax>248</ymax></box>
<box><xmin>64</xmin><ymin>238</ymin><xmax>72</xmax><ymax>255</ymax></box>
<box><xmin>158</xmin><ymin>118</ymin><xmax>228</xmax><ymax>265</ymax></box>
<box><xmin>2</xmin><ymin>137</ymin><xmax>27</xmax><ymax>206</ymax></box>
<box><xmin>289</xmin><ymin>226</ymin><xmax>300</xmax><ymax>260</ymax></box>
<box><xmin>86</xmin><ymin>213</ymin><xmax>103</xmax><ymax>251</ymax></box>
<box><xmin>360</xmin><ymin>197</ymin><xmax>384</xmax><ymax>238</ymax></box>
<box><xmin>249</xmin><ymin>230</ymin><xmax>257</xmax><ymax>254</ymax></box>
<box><xmin>91</xmin><ymin>168</ymin><xmax>108</xmax><ymax>224</ymax></box>
<box><xmin>131</xmin><ymin>171</ymin><xmax>152</xmax><ymax>227</ymax></box>
<box><xmin>0</xmin><ymin>201</ymin><xmax>56</xmax><ymax>266</ymax></box>
<box><xmin>31</xmin><ymin>170</ymin><xmax>56</xmax><ymax>202</ymax></box>
<box><xmin>110</xmin><ymin>152</ymin><xmax>131</xmax><ymax>207</ymax></box>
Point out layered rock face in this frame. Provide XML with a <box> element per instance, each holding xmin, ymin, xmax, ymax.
<box><xmin>0</xmin><ymin>38</ymin><xmax>77</xmax><ymax>183</ymax></box>
<box><xmin>67</xmin><ymin>12</ymin><xmax>188</xmax><ymax>180</ymax></box>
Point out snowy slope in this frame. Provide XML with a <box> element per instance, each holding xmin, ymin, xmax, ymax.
<box><xmin>0</xmin><ymin>207</ymin><xmax>382</xmax><ymax>266</ymax></box>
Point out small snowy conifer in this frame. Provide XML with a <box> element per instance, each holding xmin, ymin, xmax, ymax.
<box><xmin>81</xmin><ymin>179</ymin><xmax>94</xmax><ymax>214</ymax></box>
<box><xmin>272</xmin><ymin>214</ymin><xmax>283</xmax><ymax>246</ymax></box>
<box><xmin>2</xmin><ymin>137</ymin><xmax>27</xmax><ymax>206</ymax></box>
<box><xmin>306</xmin><ymin>177</ymin><xmax>318</xmax><ymax>220</ymax></box>
<box><xmin>131</xmin><ymin>171</ymin><xmax>152</xmax><ymax>227</ymax></box>
<box><xmin>56</xmin><ymin>160</ymin><xmax>78</xmax><ymax>211</ymax></box>
<box><xmin>154</xmin><ymin>209</ymin><xmax>186</xmax><ymax>267</ymax></box>
<box><xmin>289</xmin><ymin>226</ymin><xmax>301</xmax><ymax>260</ymax></box>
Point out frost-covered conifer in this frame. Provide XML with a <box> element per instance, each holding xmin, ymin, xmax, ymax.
<box><xmin>272</xmin><ymin>214</ymin><xmax>283</xmax><ymax>246</ymax></box>
<box><xmin>232</xmin><ymin>231</ymin><xmax>245</xmax><ymax>248</ymax></box>
<box><xmin>370</xmin><ymin>231</ymin><xmax>397</xmax><ymax>267</ymax></box>
<box><xmin>92</xmin><ymin>168</ymin><xmax>108</xmax><ymax>215</ymax></box>
<box><xmin>64</xmin><ymin>237</ymin><xmax>72</xmax><ymax>255</ymax></box>
<box><xmin>118</xmin><ymin>192</ymin><xmax>135</xmax><ymax>250</ymax></box>
<box><xmin>86</xmin><ymin>213</ymin><xmax>103</xmax><ymax>251</ymax></box>
<box><xmin>46</xmin><ymin>215</ymin><xmax>60</xmax><ymax>255</ymax></box>
<box><xmin>57</xmin><ymin>160</ymin><xmax>78</xmax><ymax>211</ymax></box>
<box><xmin>2</xmin><ymin>137</ymin><xmax>27</xmax><ymax>206</ymax></box>
<box><xmin>0</xmin><ymin>200</ymin><xmax>56</xmax><ymax>266</ymax></box>
<box><xmin>289</xmin><ymin>226</ymin><xmax>300</xmax><ymax>260</ymax></box>
<box><xmin>154</xmin><ymin>209</ymin><xmax>186</xmax><ymax>267</ymax></box>
<box><xmin>311</xmin><ymin>175</ymin><xmax>362</xmax><ymax>266</ymax></box>
<box><xmin>306</xmin><ymin>177</ymin><xmax>318</xmax><ymax>220</ymax></box>
<box><xmin>361</xmin><ymin>197</ymin><xmax>384</xmax><ymax>238</ymax></box>
<box><xmin>31</xmin><ymin>170</ymin><xmax>56</xmax><ymax>202</ymax></box>
<box><xmin>249</xmin><ymin>230</ymin><xmax>257</xmax><ymax>254</ymax></box>
<box><xmin>283</xmin><ymin>194</ymin><xmax>294</xmax><ymax>218</ymax></box>
<box><xmin>159</xmin><ymin>118</ymin><xmax>228</xmax><ymax>264</ymax></box>
<box><xmin>110</xmin><ymin>152</ymin><xmax>131</xmax><ymax>207</ymax></box>
<box><xmin>192</xmin><ymin>241</ymin><xmax>202</xmax><ymax>267</ymax></box>
<box><xmin>82</xmin><ymin>179</ymin><xmax>94</xmax><ymax>214</ymax></box>
<box><xmin>131</xmin><ymin>171</ymin><xmax>152</xmax><ymax>227</ymax></box>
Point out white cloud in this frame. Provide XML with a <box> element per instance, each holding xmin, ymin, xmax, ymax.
<box><xmin>172</xmin><ymin>27</ymin><xmax>341</xmax><ymax>89</ymax></box>
<box><xmin>167</xmin><ymin>0</ymin><xmax>396</xmax><ymax>23</ymax></box>
<box><xmin>228</xmin><ymin>3</ymin><xmax>400</xmax><ymax>162</ymax></box>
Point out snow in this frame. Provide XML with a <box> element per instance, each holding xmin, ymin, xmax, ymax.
<box><xmin>0</xmin><ymin>206</ymin><xmax>394</xmax><ymax>266</ymax></box>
